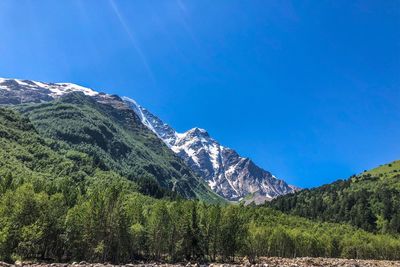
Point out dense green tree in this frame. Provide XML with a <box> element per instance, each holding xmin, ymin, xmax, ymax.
<box><xmin>269</xmin><ymin>163</ymin><xmax>400</xmax><ymax>234</ymax></box>
<box><xmin>2</xmin><ymin>107</ymin><xmax>400</xmax><ymax>264</ymax></box>
<box><xmin>219</xmin><ymin>205</ymin><xmax>245</xmax><ymax>261</ymax></box>
<box><xmin>243</xmin><ymin>222</ymin><xmax>269</xmax><ymax>262</ymax></box>
<box><xmin>147</xmin><ymin>202</ymin><xmax>171</xmax><ymax>260</ymax></box>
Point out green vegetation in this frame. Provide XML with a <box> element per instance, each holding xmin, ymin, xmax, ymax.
<box><xmin>1</xmin><ymin>103</ymin><xmax>400</xmax><ymax>263</ymax></box>
<box><xmin>16</xmin><ymin>92</ymin><xmax>221</xmax><ymax>203</ymax></box>
<box><xmin>2</xmin><ymin>178</ymin><xmax>400</xmax><ymax>263</ymax></box>
<box><xmin>269</xmin><ymin>161</ymin><xmax>400</xmax><ymax>234</ymax></box>
<box><xmin>364</xmin><ymin>160</ymin><xmax>400</xmax><ymax>181</ymax></box>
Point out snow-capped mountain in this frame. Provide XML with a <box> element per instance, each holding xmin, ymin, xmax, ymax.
<box><xmin>0</xmin><ymin>78</ymin><xmax>99</xmax><ymax>104</ymax></box>
<box><xmin>0</xmin><ymin>78</ymin><xmax>125</xmax><ymax>111</ymax></box>
<box><xmin>0</xmin><ymin>78</ymin><xmax>299</xmax><ymax>202</ymax></box>
<box><xmin>123</xmin><ymin>97</ymin><xmax>299</xmax><ymax>202</ymax></box>
<box><xmin>0</xmin><ymin>78</ymin><xmax>99</xmax><ymax>105</ymax></box>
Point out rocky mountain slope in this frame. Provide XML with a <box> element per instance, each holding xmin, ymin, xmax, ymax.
<box><xmin>124</xmin><ymin>97</ymin><xmax>298</xmax><ymax>202</ymax></box>
<box><xmin>0</xmin><ymin>78</ymin><xmax>222</xmax><ymax>202</ymax></box>
<box><xmin>0</xmin><ymin>77</ymin><xmax>298</xmax><ymax>202</ymax></box>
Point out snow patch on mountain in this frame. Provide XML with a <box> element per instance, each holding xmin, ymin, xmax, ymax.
<box><xmin>54</xmin><ymin>83</ymin><xmax>99</xmax><ymax>97</ymax></box>
<box><xmin>123</xmin><ymin>98</ymin><xmax>299</xmax><ymax>202</ymax></box>
<box><xmin>123</xmin><ymin>96</ymin><xmax>179</xmax><ymax>146</ymax></box>
<box><xmin>0</xmin><ymin>77</ymin><xmax>299</xmax><ymax>202</ymax></box>
<box><xmin>0</xmin><ymin>78</ymin><xmax>99</xmax><ymax>103</ymax></box>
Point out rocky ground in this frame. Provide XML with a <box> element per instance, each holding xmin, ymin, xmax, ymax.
<box><xmin>1</xmin><ymin>258</ymin><xmax>400</xmax><ymax>267</ymax></box>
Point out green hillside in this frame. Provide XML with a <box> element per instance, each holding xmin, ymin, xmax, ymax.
<box><xmin>0</xmin><ymin>106</ymin><xmax>130</xmax><ymax>198</ymax></box>
<box><xmin>364</xmin><ymin>160</ymin><xmax>400</xmax><ymax>182</ymax></box>
<box><xmin>1</xmin><ymin>105</ymin><xmax>400</xmax><ymax>263</ymax></box>
<box><xmin>269</xmin><ymin>161</ymin><xmax>400</xmax><ymax>234</ymax></box>
<box><xmin>15</xmin><ymin>93</ymin><xmax>222</xmax><ymax>203</ymax></box>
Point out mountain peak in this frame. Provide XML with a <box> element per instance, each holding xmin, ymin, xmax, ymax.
<box><xmin>186</xmin><ymin>127</ymin><xmax>209</xmax><ymax>137</ymax></box>
<box><xmin>0</xmin><ymin>77</ymin><xmax>299</xmax><ymax>203</ymax></box>
<box><xmin>127</xmin><ymin>103</ymin><xmax>298</xmax><ymax>202</ymax></box>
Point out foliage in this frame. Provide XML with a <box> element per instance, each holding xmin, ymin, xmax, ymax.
<box><xmin>16</xmin><ymin>93</ymin><xmax>222</xmax><ymax>203</ymax></box>
<box><xmin>2</xmin><ymin>179</ymin><xmax>400</xmax><ymax>263</ymax></box>
<box><xmin>1</xmin><ymin>105</ymin><xmax>400</xmax><ymax>263</ymax></box>
<box><xmin>269</xmin><ymin>162</ymin><xmax>400</xmax><ymax>234</ymax></box>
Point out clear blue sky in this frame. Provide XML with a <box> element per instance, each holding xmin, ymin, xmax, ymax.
<box><xmin>0</xmin><ymin>0</ymin><xmax>399</xmax><ymax>188</ymax></box>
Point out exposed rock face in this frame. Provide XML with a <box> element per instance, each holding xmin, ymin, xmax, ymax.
<box><xmin>0</xmin><ymin>77</ymin><xmax>299</xmax><ymax>203</ymax></box>
<box><xmin>124</xmin><ymin>98</ymin><xmax>299</xmax><ymax>202</ymax></box>
<box><xmin>0</xmin><ymin>78</ymin><xmax>99</xmax><ymax>105</ymax></box>
<box><xmin>0</xmin><ymin>78</ymin><xmax>221</xmax><ymax>200</ymax></box>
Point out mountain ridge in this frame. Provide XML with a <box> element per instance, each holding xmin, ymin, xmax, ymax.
<box><xmin>123</xmin><ymin>96</ymin><xmax>299</xmax><ymax>202</ymax></box>
<box><xmin>0</xmin><ymin>77</ymin><xmax>298</xmax><ymax>202</ymax></box>
<box><xmin>269</xmin><ymin>160</ymin><xmax>400</xmax><ymax>233</ymax></box>
<box><xmin>0</xmin><ymin>78</ymin><xmax>223</xmax><ymax>202</ymax></box>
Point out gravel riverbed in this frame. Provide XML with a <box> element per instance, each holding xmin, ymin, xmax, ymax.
<box><xmin>1</xmin><ymin>257</ymin><xmax>400</xmax><ymax>267</ymax></box>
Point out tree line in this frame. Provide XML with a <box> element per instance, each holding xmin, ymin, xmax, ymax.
<box><xmin>1</xmin><ymin>106</ymin><xmax>400</xmax><ymax>264</ymax></box>
<box><xmin>269</xmin><ymin>173</ymin><xmax>400</xmax><ymax>234</ymax></box>
<box><xmin>1</xmin><ymin>176</ymin><xmax>400</xmax><ymax>264</ymax></box>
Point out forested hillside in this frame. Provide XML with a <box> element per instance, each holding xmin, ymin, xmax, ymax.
<box><xmin>269</xmin><ymin>161</ymin><xmax>400</xmax><ymax>234</ymax></box>
<box><xmin>0</xmin><ymin>106</ymin><xmax>135</xmax><ymax>200</ymax></box>
<box><xmin>15</xmin><ymin>92</ymin><xmax>221</xmax><ymax>202</ymax></box>
<box><xmin>1</xmin><ymin>106</ymin><xmax>400</xmax><ymax>264</ymax></box>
